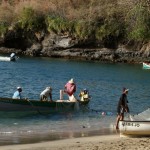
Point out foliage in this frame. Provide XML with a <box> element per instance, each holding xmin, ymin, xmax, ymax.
<box><xmin>0</xmin><ymin>22</ymin><xmax>8</xmax><ymax>36</ymax></box>
<box><xmin>95</xmin><ymin>17</ymin><xmax>124</xmax><ymax>41</ymax></box>
<box><xmin>1</xmin><ymin>0</ymin><xmax>150</xmax><ymax>45</ymax></box>
<box><xmin>17</xmin><ymin>7</ymin><xmax>45</xmax><ymax>32</ymax></box>
<box><xmin>126</xmin><ymin>1</ymin><xmax>150</xmax><ymax>41</ymax></box>
<box><xmin>46</xmin><ymin>16</ymin><xmax>74</xmax><ymax>35</ymax></box>
<box><xmin>74</xmin><ymin>20</ymin><xmax>93</xmax><ymax>40</ymax></box>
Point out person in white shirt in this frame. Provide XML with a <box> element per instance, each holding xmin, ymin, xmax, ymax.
<box><xmin>40</xmin><ymin>87</ymin><xmax>53</xmax><ymax>102</ymax></box>
<box><xmin>12</xmin><ymin>87</ymin><xmax>22</xmax><ymax>99</ymax></box>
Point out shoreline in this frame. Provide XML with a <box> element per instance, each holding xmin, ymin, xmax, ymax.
<box><xmin>0</xmin><ymin>134</ymin><xmax>150</xmax><ymax>150</ymax></box>
<box><xmin>0</xmin><ymin>127</ymin><xmax>116</xmax><ymax>146</ymax></box>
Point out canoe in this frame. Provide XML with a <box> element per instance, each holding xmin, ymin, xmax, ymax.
<box><xmin>0</xmin><ymin>97</ymin><xmax>90</xmax><ymax>115</ymax></box>
<box><xmin>143</xmin><ymin>62</ymin><xmax>150</xmax><ymax>69</ymax></box>
<box><xmin>119</xmin><ymin>120</ymin><xmax>150</xmax><ymax>137</ymax></box>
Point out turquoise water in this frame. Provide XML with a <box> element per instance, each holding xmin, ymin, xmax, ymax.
<box><xmin>0</xmin><ymin>57</ymin><xmax>149</xmax><ymax>145</ymax></box>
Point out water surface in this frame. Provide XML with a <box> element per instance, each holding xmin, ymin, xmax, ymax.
<box><xmin>0</xmin><ymin>57</ymin><xmax>149</xmax><ymax>145</ymax></box>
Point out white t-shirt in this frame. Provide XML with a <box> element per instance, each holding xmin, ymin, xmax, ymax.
<box><xmin>40</xmin><ymin>88</ymin><xmax>51</xmax><ymax>97</ymax></box>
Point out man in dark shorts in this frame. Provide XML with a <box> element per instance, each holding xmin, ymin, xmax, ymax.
<box><xmin>115</xmin><ymin>87</ymin><xmax>129</xmax><ymax>130</ymax></box>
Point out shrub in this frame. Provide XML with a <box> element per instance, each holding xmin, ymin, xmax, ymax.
<box><xmin>73</xmin><ymin>20</ymin><xmax>93</xmax><ymax>40</ymax></box>
<box><xmin>126</xmin><ymin>1</ymin><xmax>150</xmax><ymax>41</ymax></box>
<box><xmin>46</xmin><ymin>16</ymin><xmax>74</xmax><ymax>35</ymax></box>
<box><xmin>95</xmin><ymin>17</ymin><xmax>123</xmax><ymax>41</ymax></box>
<box><xmin>17</xmin><ymin>7</ymin><xmax>45</xmax><ymax>32</ymax></box>
<box><xmin>0</xmin><ymin>22</ymin><xmax>8</xmax><ymax>36</ymax></box>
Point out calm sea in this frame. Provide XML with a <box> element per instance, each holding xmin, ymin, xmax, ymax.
<box><xmin>0</xmin><ymin>56</ymin><xmax>149</xmax><ymax>145</ymax></box>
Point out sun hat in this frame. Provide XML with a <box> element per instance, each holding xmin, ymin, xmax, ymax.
<box><xmin>68</xmin><ymin>78</ymin><xmax>74</xmax><ymax>84</ymax></box>
<box><xmin>123</xmin><ymin>87</ymin><xmax>129</xmax><ymax>93</ymax></box>
<box><xmin>125</xmin><ymin>89</ymin><xmax>129</xmax><ymax>92</ymax></box>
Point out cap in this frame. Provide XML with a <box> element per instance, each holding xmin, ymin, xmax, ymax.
<box><xmin>46</xmin><ymin>87</ymin><xmax>52</xmax><ymax>90</ymax></box>
<box><xmin>17</xmin><ymin>87</ymin><xmax>22</xmax><ymax>90</ymax></box>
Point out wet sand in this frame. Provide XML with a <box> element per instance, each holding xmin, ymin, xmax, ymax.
<box><xmin>0</xmin><ymin>134</ymin><xmax>150</xmax><ymax>150</ymax></box>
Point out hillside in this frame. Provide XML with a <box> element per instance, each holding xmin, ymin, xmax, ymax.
<box><xmin>0</xmin><ymin>0</ymin><xmax>150</xmax><ymax>63</ymax></box>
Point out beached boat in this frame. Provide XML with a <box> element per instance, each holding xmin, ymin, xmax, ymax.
<box><xmin>143</xmin><ymin>62</ymin><xmax>150</xmax><ymax>69</ymax></box>
<box><xmin>119</xmin><ymin>120</ymin><xmax>150</xmax><ymax>137</ymax></box>
<box><xmin>0</xmin><ymin>97</ymin><xmax>89</xmax><ymax>115</ymax></box>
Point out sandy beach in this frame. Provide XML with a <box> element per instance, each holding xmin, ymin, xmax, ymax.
<box><xmin>0</xmin><ymin>134</ymin><xmax>150</xmax><ymax>150</ymax></box>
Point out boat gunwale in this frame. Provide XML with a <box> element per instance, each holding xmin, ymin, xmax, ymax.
<box><xmin>121</xmin><ymin>120</ymin><xmax>150</xmax><ymax>123</ymax></box>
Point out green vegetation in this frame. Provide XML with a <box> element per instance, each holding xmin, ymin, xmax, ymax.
<box><xmin>0</xmin><ymin>0</ymin><xmax>150</xmax><ymax>45</ymax></box>
<box><xmin>17</xmin><ymin>7</ymin><xmax>45</xmax><ymax>31</ymax></box>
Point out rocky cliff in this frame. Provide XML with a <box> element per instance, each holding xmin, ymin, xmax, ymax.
<box><xmin>0</xmin><ymin>29</ymin><xmax>150</xmax><ymax>63</ymax></box>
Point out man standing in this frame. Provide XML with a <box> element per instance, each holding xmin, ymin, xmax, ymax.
<box><xmin>116</xmin><ymin>87</ymin><xmax>129</xmax><ymax>130</ymax></box>
<box><xmin>64</xmin><ymin>78</ymin><xmax>76</xmax><ymax>101</ymax></box>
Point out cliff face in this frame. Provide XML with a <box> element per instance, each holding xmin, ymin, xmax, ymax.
<box><xmin>0</xmin><ymin>29</ymin><xmax>150</xmax><ymax>63</ymax></box>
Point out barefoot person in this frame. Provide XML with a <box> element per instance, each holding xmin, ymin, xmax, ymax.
<box><xmin>116</xmin><ymin>87</ymin><xmax>129</xmax><ymax>129</ymax></box>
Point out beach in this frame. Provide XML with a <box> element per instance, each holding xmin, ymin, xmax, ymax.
<box><xmin>0</xmin><ymin>134</ymin><xmax>150</xmax><ymax>150</ymax></box>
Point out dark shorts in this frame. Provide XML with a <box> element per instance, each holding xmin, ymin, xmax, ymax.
<box><xmin>117</xmin><ymin>105</ymin><xmax>129</xmax><ymax>115</ymax></box>
<box><xmin>117</xmin><ymin>107</ymin><xmax>124</xmax><ymax>115</ymax></box>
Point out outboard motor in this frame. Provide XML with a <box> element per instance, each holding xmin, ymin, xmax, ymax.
<box><xmin>10</xmin><ymin>53</ymin><xmax>16</xmax><ymax>61</ymax></box>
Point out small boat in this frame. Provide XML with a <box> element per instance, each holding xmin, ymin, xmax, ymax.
<box><xmin>0</xmin><ymin>56</ymin><xmax>13</xmax><ymax>61</ymax></box>
<box><xmin>119</xmin><ymin>120</ymin><xmax>150</xmax><ymax>137</ymax></box>
<box><xmin>0</xmin><ymin>97</ymin><xmax>90</xmax><ymax>116</ymax></box>
<box><xmin>119</xmin><ymin>108</ymin><xmax>150</xmax><ymax>137</ymax></box>
<box><xmin>0</xmin><ymin>53</ymin><xmax>19</xmax><ymax>62</ymax></box>
<box><xmin>143</xmin><ymin>62</ymin><xmax>150</xmax><ymax>69</ymax></box>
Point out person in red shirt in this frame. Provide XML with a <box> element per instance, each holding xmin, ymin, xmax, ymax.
<box><xmin>64</xmin><ymin>78</ymin><xmax>76</xmax><ymax>101</ymax></box>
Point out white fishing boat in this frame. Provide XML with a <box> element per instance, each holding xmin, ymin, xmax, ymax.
<box><xmin>119</xmin><ymin>120</ymin><xmax>150</xmax><ymax>137</ymax></box>
<box><xmin>119</xmin><ymin>108</ymin><xmax>150</xmax><ymax>137</ymax></box>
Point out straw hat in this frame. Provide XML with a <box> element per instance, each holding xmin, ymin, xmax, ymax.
<box><xmin>123</xmin><ymin>87</ymin><xmax>129</xmax><ymax>93</ymax></box>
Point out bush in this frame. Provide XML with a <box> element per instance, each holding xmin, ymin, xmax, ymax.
<box><xmin>17</xmin><ymin>7</ymin><xmax>45</xmax><ymax>32</ymax></box>
<box><xmin>126</xmin><ymin>1</ymin><xmax>150</xmax><ymax>41</ymax></box>
<box><xmin>0</xmin><ymin>22</ymin><xmax>8</xmax><ymax>36</ymax></box>
<box><xmin>46</xmin><ymin>16</ymin><xmax>74</xmax><ymax>35</ymax></box>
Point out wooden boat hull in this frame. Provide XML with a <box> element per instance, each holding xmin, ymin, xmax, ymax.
<box><xmin>0</xmin><ymin>98</ymin><xmax>89</xmax><ymax>115</ymax></box>
<box><xmin>119</xmin><ymin>120</ymin><xmax>150</xmax><ymax>137</ymax></box>
<box><xmin>143</xmin><ymin>62</ymin><xmax>150</xmax><ymax>69</ymax></box>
